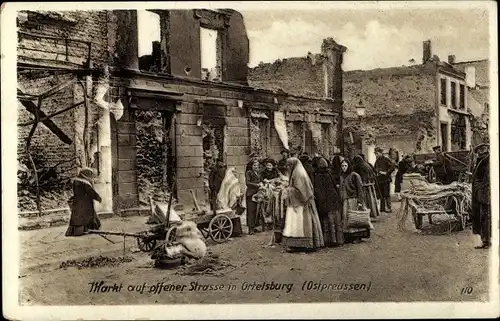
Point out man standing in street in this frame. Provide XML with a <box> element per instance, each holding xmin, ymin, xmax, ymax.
<box><xmin>374</xmin><ymin>147</ymin><xmax>396</xmax><ymax>213</ymax></box>
<box><xmin>471</xmin><ymin>144</ymin><xmax>491</xmax><ymax>249</ymax></box>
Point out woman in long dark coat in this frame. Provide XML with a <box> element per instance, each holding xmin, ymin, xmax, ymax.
<box><xmin>352</xmin><ymin>155</ymin><xmax>380</xmax><ymax>219</ymax></box>
<box><xmin>339</xmin><ymin>159</ymin><xmax>371</xmax><ymax>243</ymax></box>
<box><xmin>245</xmin><ymin>160</ymin><xmax>262</xmax><ymax>235</ymax></box>
<box><xmin>66</xmin><ymin>168</ymin><xmax>102</xmax><ymax>237</ymax></box>
<box><xmin>313</xmin><ymin>157</ymin><xmax>344</xmax><ymax>246</ymax></box>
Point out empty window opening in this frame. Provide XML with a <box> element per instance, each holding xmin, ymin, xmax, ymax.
<box><xmin>202</xmin><ymin>121</ymin><xmax>225</xmax><ymax>204</ymax></box>
<box><xmin>286</xmin><ymin>121</ymin><xmax>305</xmax><ymax>155</ymax></box>
<box><xmin>440</xmin><ymin>78</ymin><xmax>447</xmax><ymax>106</ymax></box>
<box><xmin>135</xmin><ymin>110</ymin><xmax>175</xmax><ymax>205</ymax></box>
<box><xmin>451</xmin><ymin>81</ymin><xmax>457</xmax><ymax>108</ymax></box>
<box><xmin>200</xmin><ymin>27</ymin><xmax>221</xmax><ymax>81</ymax></box>
<box><xmin>250</xmin><ymin>116</ymin><xmax>270</xmax><ymax>156</ymax></box>
<box><xmin>459</xmin><ymin>84</ymin><xmax>465</xmax><ymax>109</ymax></box>
<box><xmin>440</xmin><ymin>123</ymin><xmax>449</xmax><ymax>151</ymax></box>
<box><xmin>138</xmin><ymin>10</ymin><xmax>161</xmax><ymax>72</ymax></box>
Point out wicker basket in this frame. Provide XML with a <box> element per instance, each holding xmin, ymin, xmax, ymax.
<box><xmin>346</xmin><ymin>208</ymin><xmax>371</xmax><ymax>229</ymax></box>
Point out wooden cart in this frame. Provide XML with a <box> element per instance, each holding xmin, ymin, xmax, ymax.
<box><xmin>88</xmin><ymin>189</ymin><xmax>239</xmax><ymax>253</ymax></box>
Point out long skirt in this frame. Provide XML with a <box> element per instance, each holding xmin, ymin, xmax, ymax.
<box><xmin>65</xmin><ymin>212</ymin><xmax>101</xmax><ymax>236</ymax></box>
<box><xmin>246</xmin><ymin>196</ymin><xmax>260</xmax><ymax>232</ymax></box>
<box><xmin>282</xmin><ymin>200</ymin><xmax>324</xmax><ymax>249</ymax></box>
<box><xmin>342</xmin><ymin>198</ymin><xmax>370</xmax><ymax>241</ymax></box>
<box><xmin>320</xmin><ymin>210</ymin><xmax>344</xmax><ymax>246</ymax></box>
<box><xmin>363</xmin><ymin>183</ymin><xmax>380</xmax><ymax>218</ymax></box>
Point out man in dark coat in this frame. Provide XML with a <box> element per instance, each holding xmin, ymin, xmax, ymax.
<box><xmin>374</xmin><ymin>147</ymin><xmax>396</xmax><ymax>213</ymax></box>
<box><xmin>432</xmin><ymin>145</ymin><xmax>454</xmax><ymax>184</ymax></box>
<box><xmin>471</xmin><ymin>144</ymin><xmax>491</xmax><ymax>249</ymax></box>
<box><xmin>208</xmin><ymin>158</ymin><xmax>227</xmax><ymax>212</ymax></box>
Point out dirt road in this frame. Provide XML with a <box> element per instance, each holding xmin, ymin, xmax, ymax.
<box><xmin>19</xmin><ymin>203</ymin><xmax>491</xmax><ymax>305</ymax></box>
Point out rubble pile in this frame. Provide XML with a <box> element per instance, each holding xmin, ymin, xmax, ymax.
<box><xmin>175</xmin><ymin>251</ymin><xmax>236</xmax><ymax>277</ymax></box>
<box><xmin>59</xmin><ymin>256</ymin><xmax>134</xmax><ymax>270</ymax></box>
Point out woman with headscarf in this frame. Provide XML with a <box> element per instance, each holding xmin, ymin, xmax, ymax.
<box><xmin>330</xmin><ymin>154</ymin><xmax>344</xmax><ymax>186</ymax></box>
<box><xmin>352</xmin><ymin>155</ymin><xmax>380</xmax><ymax>219</ymax></box>
<box><xmin>245</xmin><ymin>160</ymin><xmax>262</xmax><ymax>235</ymax></box>
<box><xmin>313</xmin><ymin>157</ymin><xmax>344</xmax><ymax>246</ymax></box>
<box><xmin>65</xmin><ymin>167</ymin><xmax>102</xmax><ymax>237</ymax></box>
<box><xmin>339</xmin><ymin>159</ymin><xmax>371</xmax><ymax>243</ymax></box>
<box><xmin>282</xmin><ymin>157</ymin><xmax>324</xmax><ymax>252</ymax></box>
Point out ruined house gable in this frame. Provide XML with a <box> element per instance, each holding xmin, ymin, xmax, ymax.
<box><xmin>17</xmin><ymin>10</ymin><xmax>109</xmax><ymax>67</ymax></box>
<box><xmin>452</xmin><ymin>59</ymin><xmax>489</xmax><ymax>87</ymax></box>
<box><xmin>343</xmin><ymin>64</ymin><xmax>437</xmax><ymax>118</ymax></box>
<box><xmin>248</xmin><ymin>55</ymin><xmax>327</xmax><ymax>98</ymax></box>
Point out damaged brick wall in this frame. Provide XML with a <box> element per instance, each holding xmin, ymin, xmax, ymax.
<box><xmin>344</xmin><ymin>112</ymin><xmax>438</xmax><ymax>155</ymax></box>
<box><xmin>17</xmin><ymin>10</ymin><xmax>110</xmax><ymax>211</ymax></box>
<box><xmin>343</xmin><ymin>66</ymin><xmax>439</xmax><ymax>154</ymax></box>
<box><xmin>248</xmin><ymin>56</ymin><xmax>326</xmax><ymax>98</ymax></box>
<box><xmin>19</xmin><ymin>10</ymin><xmax>109</xmax><ymax>66</ymax></box>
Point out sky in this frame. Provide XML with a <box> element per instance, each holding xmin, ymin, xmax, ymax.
<box><xmin>137</xmin><ymin>7</ymin><xmax>490</xmax><ymax>71</ymax></box>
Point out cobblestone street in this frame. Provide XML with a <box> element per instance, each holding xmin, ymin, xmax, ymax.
<box><xmin>19</xmin><ymin>202</ymin><xmax>491</xmax><ymax>305</ymax></box>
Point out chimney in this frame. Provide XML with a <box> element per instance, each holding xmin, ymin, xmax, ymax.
<box><xmin>448</xmin><ymin>55</ymin><xmax>456</xmax><ymax>64</ymax></box>
<box><xmin>423</xmin><ymin>40</ymin><xmax>431</xmax><ymax>64</ymax></box>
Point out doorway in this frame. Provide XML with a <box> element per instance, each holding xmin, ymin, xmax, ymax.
<box><xmin>440</xmin><ymin>122</ymin><xmax>449</xmax><ymax>152</ymax></box>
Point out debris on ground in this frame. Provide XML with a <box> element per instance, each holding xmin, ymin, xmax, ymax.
<box><xmin>59</xmin><ymin>256</ymin><xmax>135</xmax><ymax>270</ymax></box>
<box><xmin>175</xmin><ymin>252</ymin><xmax>237</xmax><ymax>277</ymax></box>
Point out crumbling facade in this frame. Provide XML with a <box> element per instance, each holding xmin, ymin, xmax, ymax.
<box><xmin>248</xmin><ymin>38</ymin><xmax>347</xmax><ymax>155</ymax></box>
<box><xmin>451</xmin><ymin>59</ymin><xmax>490</xmax><ymax>146</ymax></box>
<box><xmin>17</xmin><ymin>9</ymin><xmax>344</xmax><ymax>216</ymax></box>
<box><xmin>343</xmin><ymin>40</ymin><xmax>475</xmax><ymax>160</ymax></box>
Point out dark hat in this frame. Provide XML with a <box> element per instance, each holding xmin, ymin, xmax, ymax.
<box><xmin>262</xmin><ymin>158</ymin><xmax>276</xmax><ymax>166</ymax></box>
<box><xmin>374</xmin><ymin>147</ymin><xmax>383</xmax><ymax>153</ymax></box>
<box><xmin>432</xmin><ymin>145</ymin><xmax>442</xmax><ymax>151</ymax></box>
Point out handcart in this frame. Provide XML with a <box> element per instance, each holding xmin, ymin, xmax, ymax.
<box><xmin>87</xmin><ymin>188</ymin><xmax>239</xmax><ymax>253</ymax></box>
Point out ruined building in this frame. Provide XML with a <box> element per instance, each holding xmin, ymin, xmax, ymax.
<box><xmin>343</xmin><ymin>40</ymin><xmax>475</xmax><ymax>160</ymax></box>
<box><xmin>450</xmin><ymin>58</ymin><xmax>490</xmax><ymax>146</ymax></box>
<box><xmin>17</xmin><ymin>9</ymin><xmax>345</xmax><ymax>217</ymax></box>
<box><xmin>248</xmin><ymin>38</ymin><xmax>347</xmax><ymax>156</ymax></box>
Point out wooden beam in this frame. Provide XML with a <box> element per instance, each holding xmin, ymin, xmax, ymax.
<box><xmin>17</xmin><ymin>91</ymin><xmax>73</xmax><ymax>144</ymax></box>
<box><xmin>18</xmin><ymin>100</ymin><xmax>84</xmax><ymax>127</ymax></box>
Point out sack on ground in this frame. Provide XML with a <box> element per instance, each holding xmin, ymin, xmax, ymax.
<box><xmin>346</xmin><ymin>208</ymin><xmax>371</xmax><ymax>229</ymax></box>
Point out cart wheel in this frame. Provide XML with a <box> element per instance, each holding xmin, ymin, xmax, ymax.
<box><xmin>137</xmin><ymin>236</ymin><xmax>157</xmax><ymax>252</ymax></box>
<box><xmin>208</xmin><ymin>214</ymin><xmax>233</xmax><ymax>243</ymax></box>
<box><xmin>165</xmin><ymin>226</ymin><xmax>177</xmax><ymax>244</ymax></box>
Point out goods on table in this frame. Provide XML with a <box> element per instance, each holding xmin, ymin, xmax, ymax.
<box><xmin>397</xmin><ymin>179</ymin><xmax>472</xmax><ymax>231</ymax></box>
<box><xmin>252</xmin><ymin>178</ymin><xmax>289</xmax><ymax>225</ymax></box>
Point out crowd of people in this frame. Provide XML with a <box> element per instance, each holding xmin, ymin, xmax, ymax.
<box><xmin>243</xmin><ymin>147</ymin><xmax>406</xmax><ymax>253</ymax></box>
<box><xmin>63</xmin><ymin>142</ymin><xmax>490</xmax><ymax>252</ymax></box>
